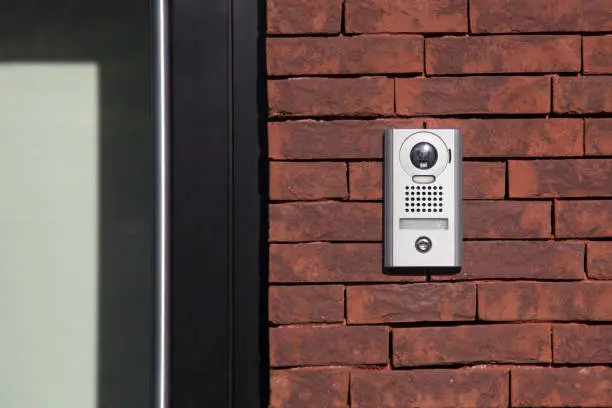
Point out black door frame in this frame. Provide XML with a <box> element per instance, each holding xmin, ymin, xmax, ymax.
<box><xmin>168</xmin><ymin>0</ymin><xmax>267</xmax><ymax>406</ymax></box>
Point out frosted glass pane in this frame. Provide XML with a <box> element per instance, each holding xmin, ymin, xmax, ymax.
<box><xmin>0</xmin><ymin>64</ymin><xmax>98</xmax><ymax>408</ymax></box>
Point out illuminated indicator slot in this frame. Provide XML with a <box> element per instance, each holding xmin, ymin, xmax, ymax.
<box><xmin>399</xmin><ymin>218</ymin><xmax>449</xmax><ymax>230</ymax></box>
<box><xmin>412</xmin><ymin>175</ymin><xmax>435</xmax><ymax>184</ymax></box>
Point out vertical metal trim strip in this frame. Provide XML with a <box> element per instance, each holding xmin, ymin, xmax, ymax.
<box><xmin>155</xmin><ymin>0</ymin><xmax>169</xmax><ymax>406</ymax></box>
<box><xmin>384</xmin><ymin>129</ymin><xmax>394</xmax><ymax>267</ymax></box>
<box><xmin>454</xmin><ymin>129</ymin><xmax>463</xmax><ymax>267</ymax></box>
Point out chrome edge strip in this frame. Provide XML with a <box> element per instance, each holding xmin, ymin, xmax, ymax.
<box><xmin>383</xmin><ymin>129</ymin><xmax>394</xmax><ymax>268</ymax></box>
<box><xmin>455</xmin><ymin>128</ymin><xmax>463</xmax><ymax>267</ymax></box>
<box><xmin>155</xmin><ymin>0</ymin><xmax>169</xmax><ymax>406</ymax></box>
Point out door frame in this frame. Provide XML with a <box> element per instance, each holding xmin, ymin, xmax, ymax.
<box><xmin>166</xmin><ymin>0</ymin><xmax>266</xmax><ymax>406</ymax></box>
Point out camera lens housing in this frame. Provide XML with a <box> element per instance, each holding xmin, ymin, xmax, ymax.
<box><xmin>398</xmin><ymin>131</ymin><xmax>449</xmax><ymax>177</ymax></box>
<box><xmin>410</xmin><ymin>142</ymin><xmax>438</xmax><ymax>170</ymax></box>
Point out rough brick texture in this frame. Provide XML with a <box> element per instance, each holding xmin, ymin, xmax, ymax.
<box><xmin>270</xmin><ymin>325</ymin><xmax>388</xmax><ymax>367</ymax></box>
<box><xmin>269</xmin><ymin>202</ymin><xmax>381</xmax><ymax>242</ymax></box>
<box><xmin>269</xmin><ymin>285</ymin><xmax>344</xmax><ymax>324</ymax></box>
<box><xmin>556</xmin><ymin>200</ymin><xmax>612</xmax><ymax>238</ymax></box>
<box><xmin>267</xmin><ymin>1</ymin><xmax>612</xmax><ymax>405</ymax></box>
<box><xmin>348</xmin><ymin>162</ymin><xmax>382</xmax><ymax>200</ymax></box>
<box><xmin>588</xmin><ymin>242</ymin><xmax>612</xmax><ymax>279</ymax></box>
<box><xmin>586</xmin><ymin>119</ymin><xmax>612</xmax><ymax>155</ymax></box>
<box><xmin>509</xmin><ymin>159</ymin><xmax>612</xmax><ymax>198</ymax></box>
<box><xmin>270</xmin><ymin>162</ymin><xmax>347</xmax><ymax>200</ymax></box>
<box><xmin>554</xmin><ymin>76</ymin><xmax>612</xmax><ymax>114</ymax></box>
<box><xmin>479</xmin><ymin>282</ymin><xmax>612</xmax><ymax>321</ymax></box>
<box><xmin>554</xmin><ymin>325</ymin><xmax>612</xmax><ymax>364</ymax></box>
<box><xmin>396</xmin><ymin>76</ymin><xmax>550</xmax><ymax>116</ymax></box>
<box><xmin>393</xmin><ymin>324</ymin><xmax>551</xmax><ymax>366</ymax></box>
<box><xmin>267</xmin><ymin>0</ymin><xmax>342</xmax><ymax>34</ymax></box>
<box><xmin>346</xmin><ymin>283</ymin><xmax>476</xmax><ymax>324</ymax></box>
<box><xmin>427</xmin><ymin>35</ymin><xmax>580</xmax><ymax>75</ymax></box>
<box><xmin>584</xmin><ymin>35</ymin><xmax>612</xmax><ymax>74</ymax></box>
<box><xmin>462</xmin><ymin>162</ymin><xmax>505</xmax><ymax>199</ymax></box>
<box><xmin>270</xmin><ymin>368</ymin><xmax>348</xmax><ymax>408</ymax></box>
<box><xmin>463</xmin><ymin>200</ymin><xmax>551</xmax><ymax>239</ymax></box>
<box><xmin>268</xmin><ymin>35</ymin><xmax>423</xmax><ymax>76</ymax></box>
<box><xmin>512</xmin><ymin>367</ymin><xmax>612</xmax><ymax>407</ymax></box>
<box><xmin>432</xmin><ymin>241</ymin><xmax>585</xmax><ymax>281</ymax></box>
<box><xmin>351</xmin><ymin>368</ymin><xmax>509</xmax><ymax>407</ymax></box>
<box><xmin>471</xmin><ymin>0</ymin><xmax>612</xmax><ymax>33</ymax></box>
<box><xmin>345</xmin><ymin>0</ymin><xmax>468</xmax><ymax>34</ymax></box>
<box><xmin>269</xmin><ymin>77</ymin><xmax>394</xmax><ymax>117</ymax></box>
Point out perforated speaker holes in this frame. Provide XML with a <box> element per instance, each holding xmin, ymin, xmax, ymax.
<box><xmin>405</xmin><ymin>185</ymin><xmax>444</xmax><ymax>213</ymax></box>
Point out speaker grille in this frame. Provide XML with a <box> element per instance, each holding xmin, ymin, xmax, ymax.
<box><xmin>405</xmin><ymin>185</ymin><xmax>444</xmax><ymax>213</ymax></box>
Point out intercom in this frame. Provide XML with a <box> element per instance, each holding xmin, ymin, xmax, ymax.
<box><xmin>384</xmin><ymin>129</ymin><xmax>462</xmax><ymax>268</ymax></box>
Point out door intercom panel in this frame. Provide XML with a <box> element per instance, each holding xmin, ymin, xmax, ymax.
<box><xmin>384</xmin><ymin>129</ymin><xmax>462</xmax><ymax>268</ymax></box>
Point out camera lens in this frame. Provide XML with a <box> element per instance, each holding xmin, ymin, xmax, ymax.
<box><xmin>410</xmin><ymin>142</ymin><xmax>438</xmax><ymax>170</ymax></box>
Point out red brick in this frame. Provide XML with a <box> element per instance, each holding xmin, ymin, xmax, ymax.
<box><xmin>393</xmin><ymin>324</ymin><xmax>551</xmax><ymax>367</ymax></box>
<box><xmin>351</xmin><ymin>368</ymin><xmax>508</xmax><ymax>407</ymax></box>
<box><xmin>269</xmin><ymin>243</ymin><xmax>425</xmax><ymax>283</ymax></box>
<box><xmin>471</xmin><ymin>0</ymin><xmax>612</xmax><ymax>33</ymax></box>
<box><xmin>554</xmin><ymin>325</ymin><xmax>612</xmax><ymax>364</ymax></box>
<box><xmin>463</xmin><ymin>162</ymin><xmax>505</xmax><ymax>199</ymax></box>
<box><xmin>349</xmin><ymin>162</ymin><xmax>382</xmax><ymax>200</ymax></box>
<box><xmin>432</xmin><ymin>241</ymin><xmax>585</xmax><ymax>281</ymax></box>
<box><xmin>267</xmin><ymin>0</ymin><xmax>342</xmax><ymax>34</ymax></box>
<box><xmin>479</xmin><ymin>282</ymin><xmax>612</xmax><ymax>321</ymax></box>
<box><xmin>464</xmin><ymin>200</ymin><xmax>551</xmax><ymax>239</ymax></box>
<box><xmin>588</xmin><ymin>242</ymin><xmax>612</xmax><ymax>279</ymax></box>
<box><xmin>346</xmin><ymin>283</ymin><xmax>475</xmax><ymax>324</ymax></box>
<box><xmin>512</xmin><ymin>367</ymin><xmax>612</xmax><ymax>407</ymax></box>
<box><xmin>510</xmin><ymin>159</ymin><xmax>612</xmax><ymax>198</ymax></box>
<box><xmin>270</xmin><ymin>369</ymin><xmax>348</xmax><ymax>408</ymax></box>
<box><xmin>269</xmin><ymin>285</ymin><xmax>344</xmax><ymax>324</ymax></box>
<box><xmin>586</xmin><ymin>119</ymin><xmax>612</xmax><ymax>156</ymax></box>
<box><xmin>584</xmin><ymin>35</ymin><xmax>612</xmax><ymax>74</ymax></box>
<box><xmin>269</xmin><ymin>325</ymin><xmax>388</xmax><ymax>367</ymax></box>
<box><xmin>554</xmin><ymin>76</ymin><xmax>612</xmax><ymax>114</ymax></box>
<box><xmin>396</xmin><ymin>77</ymin><xmax>550</xmax><ymax>116</ymax></box>
<box><xmin>269</xmin><ymin>78</ymin><xmax>394</xmax><ymax>117</ymax></box>
<box><xmin>427</xmin><ymin>118</ymin><xmax>583</xmax><ymax>158</ymax></box>
<box><xmin>556</xmin><ymin>200</ymin><xmax>612</xmax><ymax>238</ymax></box>
<box><xmin>426</xmin><ymin>35</ymin><xmax>580</xmax><ymax>75</ymax></box>
<box><xmin>269</xmin><ymin>202</ymin><xmax>381</xmax><ymax>242</ymax></box>
<box><xmin>345</xmin><ymin>0</ymin><xmax>467</xmax><ymax>34</ymax></box>
<box><xmin>268</xmin><ymin>119</ymin><xmax>423</xmax><ymax>160</ymax></box>
<box><xmin>270</xmin><ymin>162</ymin><xmax>347</xmax><ymax>201</ymax></box>
<box><xmin>267</xmin><ymin>35</ymin><xmax>423</xmax><ymax>76</ymax></box>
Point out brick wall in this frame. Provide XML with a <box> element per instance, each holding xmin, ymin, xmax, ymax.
<box><xmin>266</xmin><ymin>1</ymin><xmax>612</xmax><ymax>406</ymax></box>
